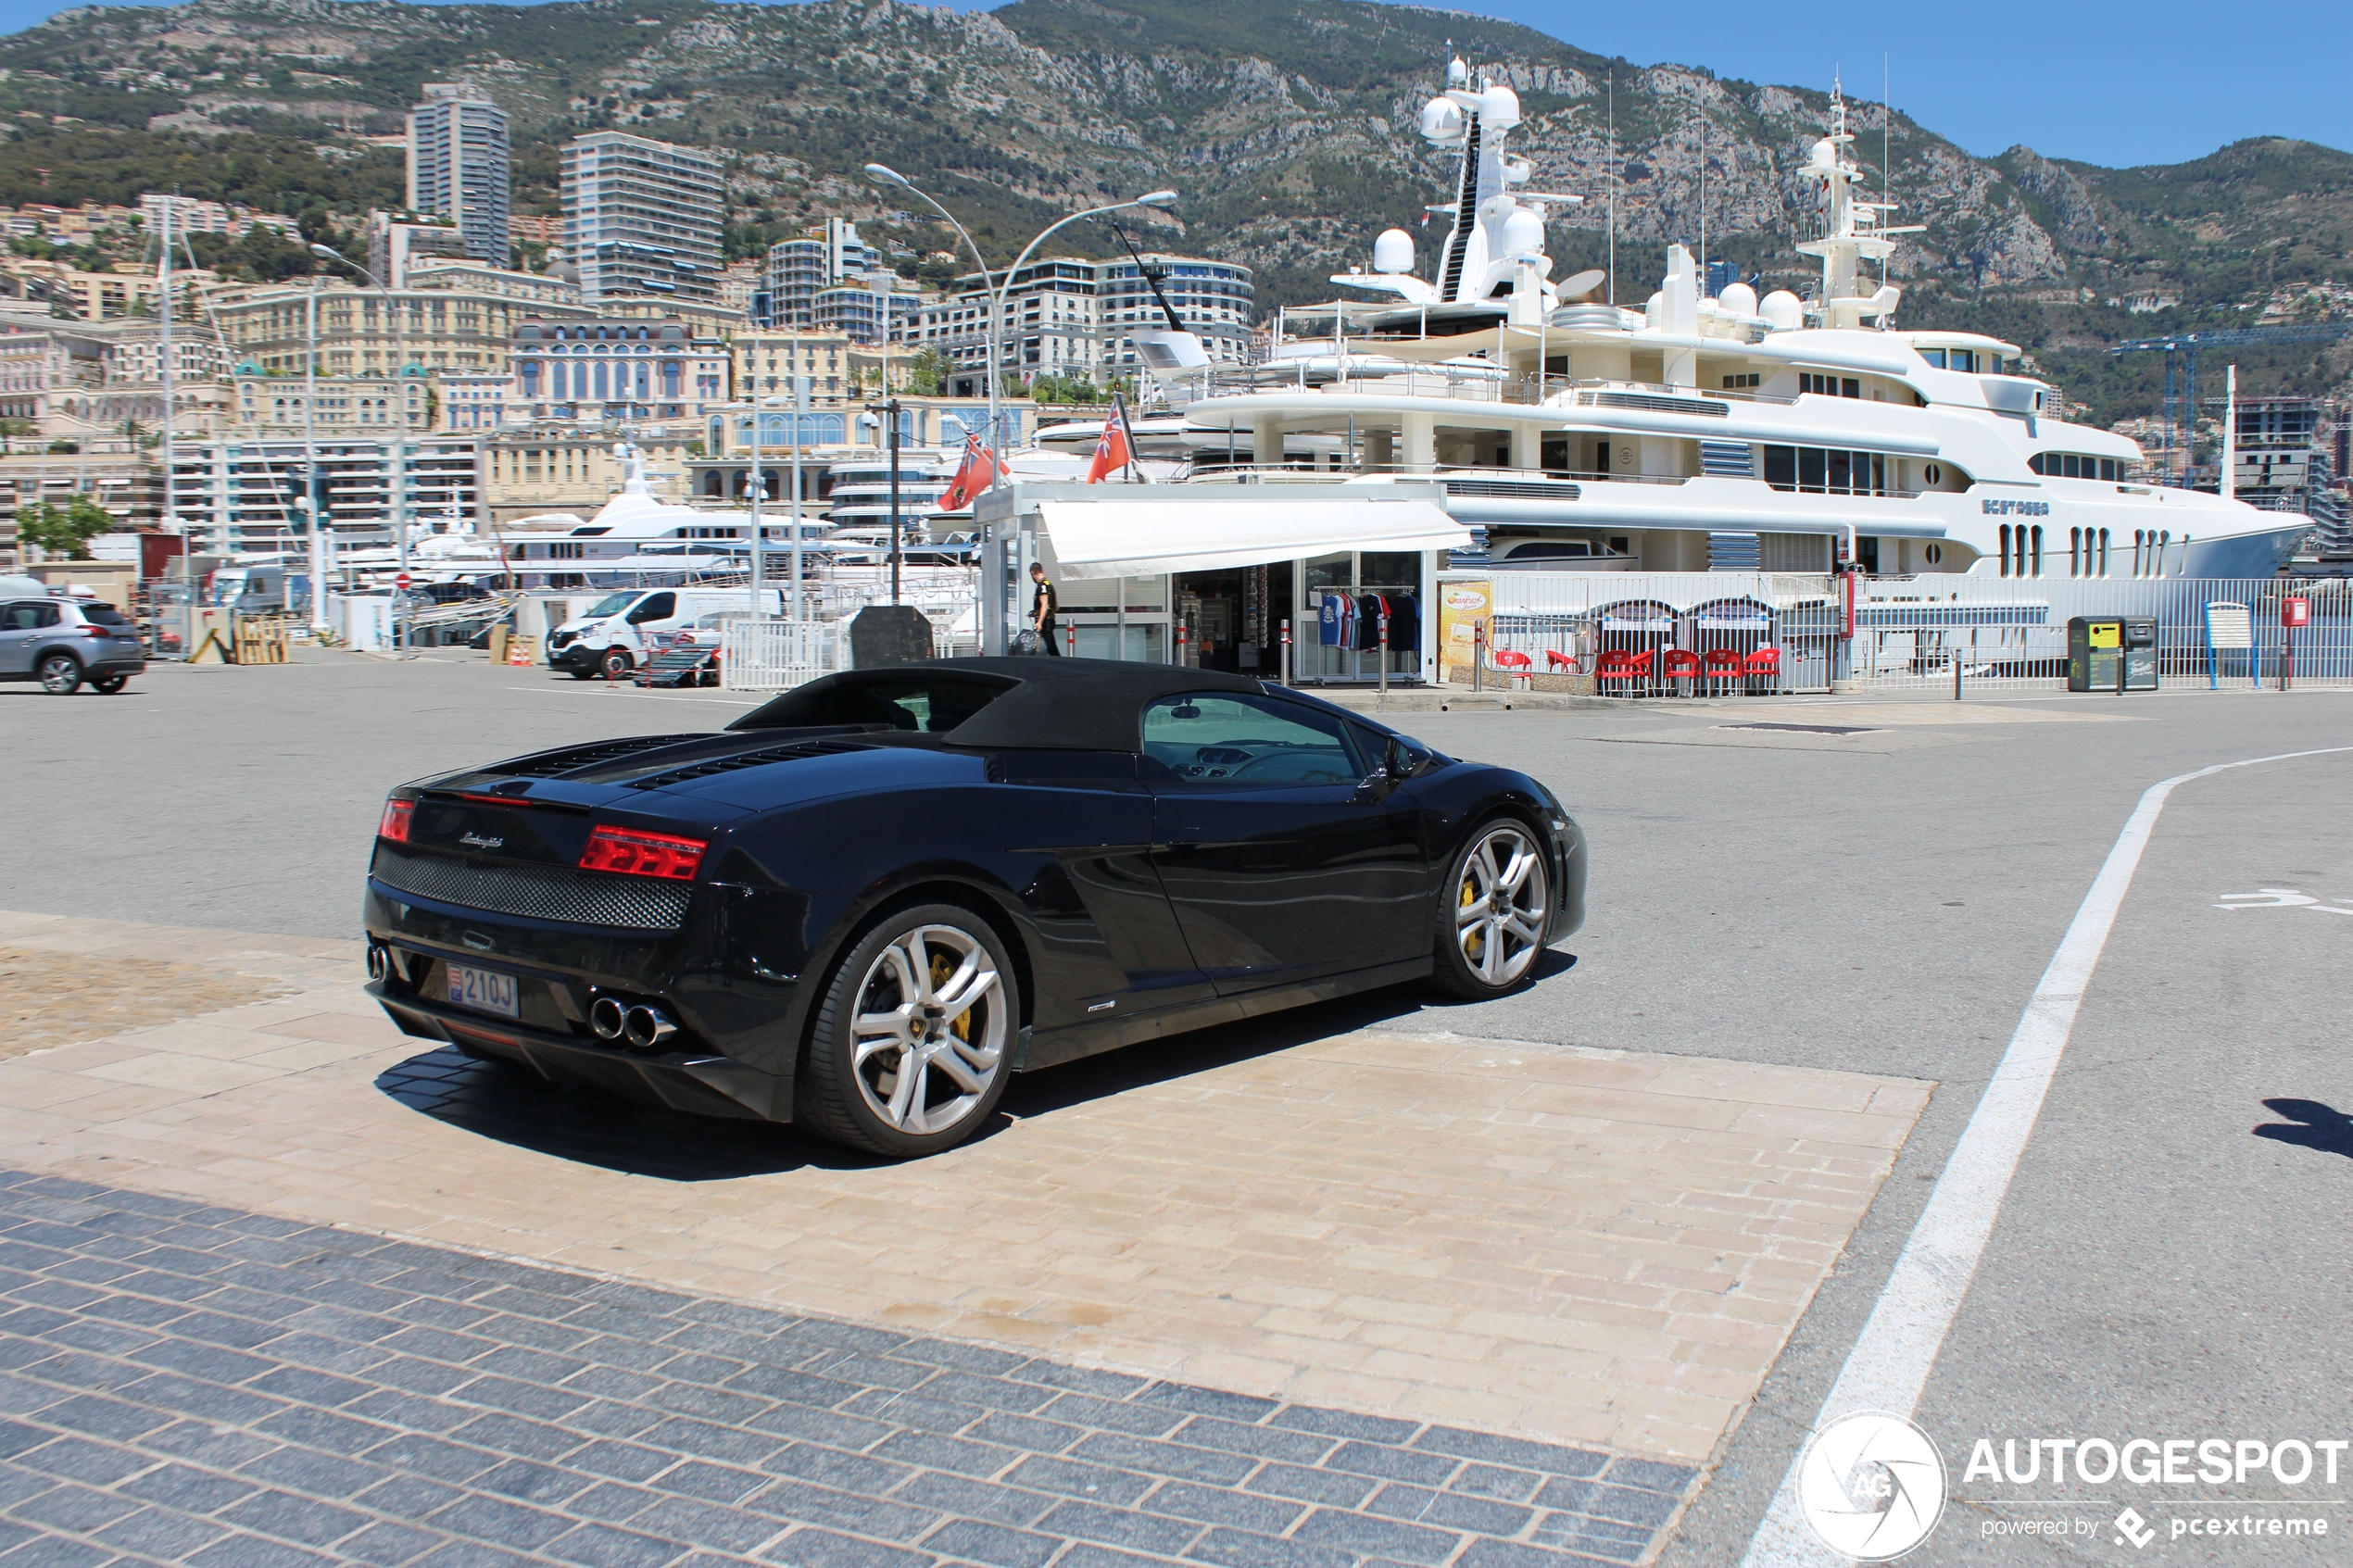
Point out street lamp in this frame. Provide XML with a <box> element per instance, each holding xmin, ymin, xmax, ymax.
<box><xmin>863</xmin><ymin>165</ymin><xmax>1176</xmax><ymax>486</ymax></box>
<box><xmin>312</xmin><ymin>242</ymin><xmax>412</xmax><ymax>653</ymax></box>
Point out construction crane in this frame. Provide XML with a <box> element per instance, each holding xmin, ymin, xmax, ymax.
<box><xmin>2110</xmin><ymin>321</ymin><xmax>2353</xmax><ymax>485</ymax></box>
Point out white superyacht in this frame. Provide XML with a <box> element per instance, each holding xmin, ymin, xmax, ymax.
<box><xmin>1161</xmin><ymin>65</ymin><xmax>2306</xmax><ymax>582</ymax></box>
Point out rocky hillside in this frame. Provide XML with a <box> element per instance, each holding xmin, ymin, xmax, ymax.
<box><xmin>3</xmin><ymin>0</ymin><xmax>2348</xmax><ymax>420</ymax></box>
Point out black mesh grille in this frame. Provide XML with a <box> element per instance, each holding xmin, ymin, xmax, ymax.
<box><xmin>371</xmin><ymin>844</ymin><xmax>691</xmax><ymax>930</ymax></box>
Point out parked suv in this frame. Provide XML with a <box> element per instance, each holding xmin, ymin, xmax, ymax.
<box><xmin>0</xmin><ymin>596</ymin><xmax>146</xmax><ymax>695</ymax></box>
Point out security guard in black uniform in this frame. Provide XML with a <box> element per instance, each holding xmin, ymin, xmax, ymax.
<box><xmin>1029</xmin><ymin>560</ymin><xmax>1061</xmax><ymax>656</ymax></box>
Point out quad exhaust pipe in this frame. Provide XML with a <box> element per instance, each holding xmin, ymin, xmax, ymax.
<box><xmin>623</xmin><ymin>1005</ymin><xmax>677</xmax><ymax>1052</ymax></box>
<box><xmin>588</xmin><ymin>996</ymin><xmax>680</xmax><ymax>1052</ymax></box>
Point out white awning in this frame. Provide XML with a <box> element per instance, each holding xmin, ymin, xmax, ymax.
<box><xmin>1038</xmin><ymin>497</ymin><xmax>1472</xmax><ymax>579</ymax></box>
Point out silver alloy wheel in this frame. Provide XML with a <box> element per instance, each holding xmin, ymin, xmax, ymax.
<box><xmin>37</xmin><ymin>654</ymin><xmax>81</xmax><ymax>695</ymax></box>
<box><xmin>849</xmin><ymin>922</ymin><xmax>1006</xmax><ymax>1135</ymax></box>
<box><xmin>1455</xmin><ymin>822</ymin><xmax>1549</xmax><ymax>987</ymax></box>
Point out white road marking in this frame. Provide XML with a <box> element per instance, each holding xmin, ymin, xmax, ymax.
<box><xmin>1739</xmin><ymin>744</ymin><xmax>2353</xmax><ymax>1567</ymax></box>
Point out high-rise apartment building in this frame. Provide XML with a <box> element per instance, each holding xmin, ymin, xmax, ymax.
<box><xmin>560</xmin><ymin>132</ymin><xmax>724</xmax><ymax>307</ymax></box>
<box><xmin>763</xmin><ymin>219</ymin><xmax>878</xmax><ymax>330</ymax></box>
<box><xmin>408</xmin><ymin>86</ymin><xmax>511</xmax><ymax>267</ymax></box>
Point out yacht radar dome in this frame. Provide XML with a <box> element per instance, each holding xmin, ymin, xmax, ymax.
<box><xmin>1373</xmin><ymin>229</ymin><xmax>1416</xmax><ymax>274</ymax></box>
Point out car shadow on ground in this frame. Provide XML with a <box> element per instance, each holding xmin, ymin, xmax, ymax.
<box><xmin>371</xmin><ymin>954</ymin><xmax>1581</xmax><ymax>1181</ymax></box>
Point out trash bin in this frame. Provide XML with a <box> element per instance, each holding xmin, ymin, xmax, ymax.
<box><xmin>2068</xmin><ymin>617</ymin><xmax>2158</xmax><ymax>692</ymax></box>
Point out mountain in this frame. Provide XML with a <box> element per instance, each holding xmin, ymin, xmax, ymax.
<box><xmin>2</xmin><ymin>0</ymin><xmax>2348</xmax><ymax>423</ymax></box>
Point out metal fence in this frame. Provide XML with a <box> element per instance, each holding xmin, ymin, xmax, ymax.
<box><xmin>1441</xmin><ymin>570</ymin><xmax>2353</xmax><ymax>696</ymax></box>
<box><xmin>720</xmin><ymin>621</ymin><xmax>846</xmax><ymax>693</ymax></box>
<box><xmin>1849</xmin><ymin>575</ymin><xmax>2351</xmax><ymax>693</ymax></box>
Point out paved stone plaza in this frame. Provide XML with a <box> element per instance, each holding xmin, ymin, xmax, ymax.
<box><xmin>0</xmin><ymin>909</ymin><xmax>1922</xmax><ymax>1567</ymax></box>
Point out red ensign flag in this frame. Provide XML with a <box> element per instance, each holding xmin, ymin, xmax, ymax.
<box><xmin>940</xmin><ymin>435</ymin><xmax>998</xmax><ymax>509</ymax></box>
<box><xmin>1084</xmin><ymin>415</ymin><xmax>1129</xmax><ymax>484</ymax></box>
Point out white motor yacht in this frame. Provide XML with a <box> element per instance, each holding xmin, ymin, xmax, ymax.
<box><xmin>1159</xmin><ymin>65</ymin><xmax>2307</xmax><ymax>582</ymax></box>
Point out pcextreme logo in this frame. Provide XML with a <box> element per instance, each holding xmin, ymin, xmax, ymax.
<box><xmin>1797</xmin><ymin>1412</ymin><xmax>1947</xmax><ymax>1560</ymax></box>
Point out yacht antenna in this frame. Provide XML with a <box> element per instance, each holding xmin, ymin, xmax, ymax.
<box><xmin>1698</xmin><ymin>108</ymin><xmax>1706</xmax><ymax>296</ymax></box>
<box><xmin>1606</xmin><ymin>69</ymin><xmax>1616</xmax><ymax>305</ymax></box>
<box><xmin>1108</xmin><ymin>218</ymin><xmax>1184</xmax><ymax>334</ymax></box>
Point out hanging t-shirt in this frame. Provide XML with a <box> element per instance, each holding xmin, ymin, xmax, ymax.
<box><xmin>1386</xmin><ymin>594</ymin><xmax>1420</xmax><ymax>647</ymax></box>
<box><xmin>1318</xmin><ymin>593</ymin><xmax>1345</xmax><ymax>646</ymax></box>
<box><xmin>1354</xmin><ymin>593</ymin><xmax>1388</xmax><ymax>650</ymax></box>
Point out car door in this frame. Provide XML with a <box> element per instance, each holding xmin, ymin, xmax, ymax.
<box><xmin>0</xmin><ymin>601</ymin><xmax>51</xmax><ymax>673</ymax></box>
<box><xmin>621</xmin><ymin>590</ymin><xmax>675</xmax><ymax>654</ymax></box>
<box><xmin>988</xmin><ymin>749</ymin><xmax>1216</xmax><ymax>1040</ymax></box>
<box><xmin>1141</xmin><ymin>690</ymin><xmax>1427</xmax><ymax>997</ymax></box>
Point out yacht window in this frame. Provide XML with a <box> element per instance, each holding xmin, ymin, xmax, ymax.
<box><xmin>2070</xmin><ymin>527</ymin><xmax>2082</xmax><ymax>577</ymax></box>
<box><xmin>1798</xmin><ymin>447</ymin><xmax>1827</xmax><ymax>492</ymax></box>
<box><xmin>2098</xmin><ymin>528</ymin><xmax>2110</xmax><ymax>576</ymax></box>
<box><xmin>1998</xmin><ymin>524</ymin><xmax>2011</xmax><ymax>577</ymax></box>
<box><xmin>1950</xmin><ymin>349</ymin><xmax>1979</xmax><ymax>373</ymax></box>
<box><xmin>2063</xmin><ymin>455</ymin><xmax>2082</xmax><ymax>478</ymax></box>
<box><xmin>1920</xmin><ymin>348</ymin><xmax>1946</xmax><ymax>368</ymax></box>
<box><xmin>1924</xmin><ymin>463</ymin><xmax>1943</xmax><ymax>486</ymax></box>
<box><xmin>2030</xmin><ymin>527</ymin><xmax>2044</xmax><ymax>577</ymax></box>
<box><xmin>2100</xmin><ymin>458</ymin><xmax>2118</xmax><ymax>481</ymax></box>
<box><xmin>1721</xmin><ymin>373</ymin><xmax>1761</xmax><ymax>389</ymax></box>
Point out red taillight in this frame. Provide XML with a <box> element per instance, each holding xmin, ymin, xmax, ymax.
<box><xmin>578</xmin><ymin>825</ymin><xmax>706</xmax><ymax>880</ymax></box>
<box><xmin>82</xmin><ymin>625</ymin><xmax>109</xmax><ymax>637</ymax></box>
<box><xmin>379</xmin><ymin>799</ymin><xmax>413</xmax><ymax>843</ymax></box>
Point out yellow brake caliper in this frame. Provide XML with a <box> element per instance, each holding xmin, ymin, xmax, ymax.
<box><xmin>932</xmin><ymin>953</ymin><xmax>973</xmax><ymax>1041</ymax></box>
<box><xmin>1461</xmin><ymin>873</ymin><xmax>1483</xmax><ymax>959</ymax></box>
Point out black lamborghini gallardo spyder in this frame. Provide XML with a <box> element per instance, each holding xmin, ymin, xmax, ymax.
<box><xmin>365</xmin><ymin>659</ymin><xmax>1585</xmax><ymax>1158</ymax></box>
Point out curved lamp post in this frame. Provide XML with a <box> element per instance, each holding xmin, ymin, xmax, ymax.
<box><xmin>862</xmin><ymin>165</ymin><xmax>1175</xmax><ymax>488</ymax></box>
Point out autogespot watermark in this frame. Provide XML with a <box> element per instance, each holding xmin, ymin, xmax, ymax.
<box><xmin>1798</xmin><ymin>1418</ymin><xmax>2345</xmax><ymax>1557</ymax></box>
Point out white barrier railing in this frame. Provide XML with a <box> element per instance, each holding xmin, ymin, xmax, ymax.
<box><xmin>721</xmin><ymin>620</ymin><xmax>844</xmax><ymax>692</ymax></box>
<box><xmin>1437</xmin><ymin>570</ymin><xmax>2353</xmax><ymax>696</ymax></box>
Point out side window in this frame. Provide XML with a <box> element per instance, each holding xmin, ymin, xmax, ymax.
<box><xmin>1142</xmin><ymin>693</ymin><xmax>1367</xmax><ymax>785</ymax></box>
<box><xmin>628</xmin><ymin>592</ymin><xmax>675</xmax><ymax>623</ymax></box>
<box><xmin>29</xmin><ymin>602</ymin><xmax>59</xmax><ymax>629</ymax></box>
<box><xmin>0</xmin><ymin>603</ymin><xmax>34</xmax><ymax>631</ymax></box>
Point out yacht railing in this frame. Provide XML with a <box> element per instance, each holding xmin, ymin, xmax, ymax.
<box><xmin>1164</xmin><ymin>368</ymin><xmax>1802</xmax><ymax>413</ymax></box>
<box><xmin>1178</xmin><ymin>461</ymin><xmax>1695</xmax><ymax>489</ymax></box>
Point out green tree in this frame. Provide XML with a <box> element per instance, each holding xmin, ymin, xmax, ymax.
<box><xmin>906</xmin><ymin>347</ymin><xmax>951</xmax><ymax>396</ymax></box>
<box><xmin>15</xmin><ymin>494</ymin><xmax>117</xmax><ymax>559</ymax></box>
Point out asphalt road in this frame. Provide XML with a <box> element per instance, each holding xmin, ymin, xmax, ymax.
<box><xmin>10</xmin><ymin>651</ymin><xmax>2353</xmax><ymax>1564</ymax></box>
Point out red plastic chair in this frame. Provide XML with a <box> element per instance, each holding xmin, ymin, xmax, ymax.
<box><xmin>1742</xmin><ymin>646</ymin><xmax>1781</xmax><ymax>691</ymax></box>
<box><xmin>1596</xmin><ymin>648</ymin><xmax>1652</xmax><ymax>695</ymax></box>
<box><xmin>1702</xmin><ymin>647</ymin><xmax>1745</xmax><ymax>692</ymax></box>
<box><xmin>1544</xmin><ymin>648</ymin><xmax>1576</xmax><ymax>672</ymax></box>
<box><xmin>1661</xmin><ymin>648</ymin><xmax>1702</xmax><ymax>695</ymax></box>
<box><xmin>1493</xmin><ymin>648</ymin><xmax>1533</xmax><ymax>689</ymax></box>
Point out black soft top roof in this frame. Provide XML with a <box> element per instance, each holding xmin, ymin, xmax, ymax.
<box><xmin>728</xmin><ymin>658</ymin><xmax>1268</xmax><ymax>751</ymax></box>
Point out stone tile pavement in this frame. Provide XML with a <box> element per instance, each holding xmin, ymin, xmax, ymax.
<box><xmin>0</xmin><ymin>909</ymin><xmax>1933</xmax><ymax>1561</ymax></box>
<box><xmin>0</xmin><ymin>1168</ymin><xmax>1695</xmax><ymax>1568</ymax></box>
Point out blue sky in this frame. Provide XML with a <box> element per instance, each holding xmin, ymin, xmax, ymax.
<box><xmin>0</xmin><ymin>0</ymin><xmax>2343</xmax><ymax>169</ymax></box>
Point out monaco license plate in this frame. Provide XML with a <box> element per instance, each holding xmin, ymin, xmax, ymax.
<box><xmin>446</xmin><ymin>963</ymin><xmax>519</xmax><ymax>1019</ymax></box>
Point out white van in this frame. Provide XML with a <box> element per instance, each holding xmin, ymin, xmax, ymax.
<box><xmin>546</xmin><ymin>587</ymin><xmax>782</xmax><ymax>679</ymax></box>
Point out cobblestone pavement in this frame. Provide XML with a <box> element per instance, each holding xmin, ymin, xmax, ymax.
<box><xmin>0</xmin><ymin>1169</ymin><xmax>1697</xmax><ymax>1568</ymax></box>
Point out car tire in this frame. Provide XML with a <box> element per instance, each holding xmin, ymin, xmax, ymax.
<box><xmin>797</xmin><ymin>902</ymin><xmax>1019</xmax><ymax>1158</ymax></box>
<box><xmin>598</xmin><ymin>647</ymin><xmax>632</xmax><ymax>681</ymax></box>
<box><xmin>90</xmin><ymin>673</ymin><xmax>128</xmax><ymax>695</ymax></box>
<box><xmin>37</xmin><ymin>652</ymin><xmax>82</xmax><ymax>696</ymax></box>
<box><xmin>1428</xmin><ymin>817</ymin><xmax>1552</xmax><ymax>998</ymax></box>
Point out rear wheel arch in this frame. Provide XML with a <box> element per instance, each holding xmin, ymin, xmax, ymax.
<box><xmin>797</xmin><ymin>877</ymin><xmax>1038</xmax><ymax>1064</ymax></box>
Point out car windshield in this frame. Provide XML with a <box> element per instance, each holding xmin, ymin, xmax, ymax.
<box><xmin>735</xmin><ymin>675</ymin><xmax>1013</xmax><ymax>734</ymax></box>
<box><xmin>583</xmin><ymin>593</ymin><xmax>636</xmax><ymax>618</ymax></box>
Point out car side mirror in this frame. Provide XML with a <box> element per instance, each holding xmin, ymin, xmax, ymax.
<box><xmin>1384</xmin><ymin>736</ymin><xmax>1428</xmax><ymax>780</ymax></box>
